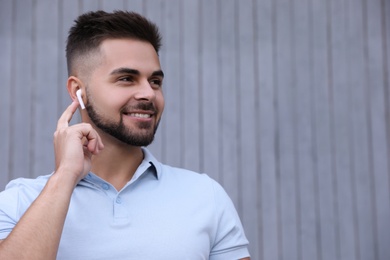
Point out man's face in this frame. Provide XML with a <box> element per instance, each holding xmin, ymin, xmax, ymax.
<box><xmin>83</xmin><ymin>38</ymin><xmax>165</xmax><ymax>147</ymax></box>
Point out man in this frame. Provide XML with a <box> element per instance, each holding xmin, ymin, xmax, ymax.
<box><xmin>0</xmin><ymin>11</ymin><xmax>250</xmax><ymax>259</ymax></box>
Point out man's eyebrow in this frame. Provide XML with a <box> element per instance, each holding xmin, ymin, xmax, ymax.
<box><xmin>110</xmin><ymin>67</ymin><xmax>164</xmax><ymax>78</ymax></box>
<box><xmin>151</xmin><ymin>70</ymin><xmax>164</xmax><ymax>78</ymax></box>
<box><xmin>110</xmin><ymin>67</ymin><xmax>140</xmax><ymax>76</ymax></box>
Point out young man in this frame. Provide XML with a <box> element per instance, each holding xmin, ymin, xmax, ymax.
<box><xmin>0</xmin><ymin>11</ymin><xmax>250</xmax><ymax>259</ymax></box>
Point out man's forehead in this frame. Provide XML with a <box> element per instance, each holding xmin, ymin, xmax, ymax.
<box><xmin>98</xmin><ymin>39</ymin><xmax>161</xmax><ymax>71</ymax></box>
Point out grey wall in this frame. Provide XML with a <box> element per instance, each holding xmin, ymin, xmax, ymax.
<box><xmin>1</xmin><ymin>0</ymin><xmax>390</xmax><ymax>259</ymax></box>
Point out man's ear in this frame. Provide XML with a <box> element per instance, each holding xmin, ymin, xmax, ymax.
<box><xmin>67</xmin><ymin>76</ymin><xmax>85</xmax><ymax>103</ymax></box>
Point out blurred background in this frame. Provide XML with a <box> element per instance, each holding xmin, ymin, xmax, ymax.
<box><xmin>1</xmin><ymin>0</ymin><xmax>390</xmax><ymax>259</ymax></box>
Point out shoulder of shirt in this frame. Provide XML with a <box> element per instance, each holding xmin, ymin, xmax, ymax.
<box><xmin>158</xmin><ymin>164</ymin><xmax>228</xmax><ymax>195</ymax></box>
<box><xmin>3</xmin><ymin>173</ymin><xmax>52</xmax><ymax>192</ymax></box>
<box><xmin>143</xmin><ymin>148</ymin><xmax>214</xmax><ymax>182</ymax></box>
<box><xmin>159</xmin><ymin>164</ymin><xmax>204</xmax><ymax>177</ymax></box>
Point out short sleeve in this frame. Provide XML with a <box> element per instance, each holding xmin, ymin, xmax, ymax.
<box><xmin>209</xmin><ymin>181</ymin><xmax>250</xmax><ymax>260</ymax></box>
<box><xmin>0</xmin><ymin>177</ymin><xmax>46</xmax><ymax>240</ymax></box>
<box><xmin>0</xmin><ymin>183</ymin><xmax>21</xmax><ymax>239</ymax></box>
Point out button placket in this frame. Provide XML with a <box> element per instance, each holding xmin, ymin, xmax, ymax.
<box><xmin>113</xmin><ymin>194</ymin><xmax>129</xmax><ymax>223</ymax></box>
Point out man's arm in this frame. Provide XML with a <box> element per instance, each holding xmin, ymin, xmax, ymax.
<box><xmin>0</xmin><ymin>101</ymin><xmax>103</xmax><ymax>259</ymax></box>
<box><xmin>0</xmin><ymin>172</ymin><xmax>79</xmax><ymax>259</ymax></box>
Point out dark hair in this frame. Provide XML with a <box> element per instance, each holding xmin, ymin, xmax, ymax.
<box><xmin>66</xmin><ymin>10</ymin><xmax>162</xmax><ymax>76</ymax></box>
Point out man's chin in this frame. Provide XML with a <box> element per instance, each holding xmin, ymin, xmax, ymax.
<box><xmin>108</xmin><ymin>131</ymin><xmax>155</xmax><ymax>147</ymax></box>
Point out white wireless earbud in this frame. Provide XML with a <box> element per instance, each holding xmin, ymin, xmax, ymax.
<box><xmin>76</xmin><ymin>89</ymin><xmax>85</xmax><ymax>109</ymax></box>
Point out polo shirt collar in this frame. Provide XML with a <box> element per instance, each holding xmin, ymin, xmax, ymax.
<box><xmin>80</xmin><ymin>148</ymin><xmax>162</xmax><ymax>190</ymax></box>
<box><xmin>106</xmin><ymin>147</ymin><xmax>161</xmax><ymax>187</ymax></box>
<box><xmin>141</xmin><ymin>147</ymin><xmax>162</xmax><ymax>180</ymax></box>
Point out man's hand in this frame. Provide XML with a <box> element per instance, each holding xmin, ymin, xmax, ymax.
<box><xmin>53</xmin><ymin>101</ymin><xmax>104</xmax><ymax>184</ymax></box>
<box><xmin>0</xmin><ymin>101</ymin><xmax>104</xmax><ymax>259</ymax></box>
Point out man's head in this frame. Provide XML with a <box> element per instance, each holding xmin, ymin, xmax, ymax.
<box><xmin>66</xmin><ymin>11</ymin><xmax>164</xmax><ymax>147</ymax></box>
<box><xmin>66</xmin><ymin>10</ymin><xmax>162</xmax><ymax>79</ymax></box>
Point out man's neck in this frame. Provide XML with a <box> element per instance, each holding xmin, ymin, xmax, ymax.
<box><xmin>90</xmin><ymin>135</ymin><xmax>144</xmax><ymax>191</ymax></box>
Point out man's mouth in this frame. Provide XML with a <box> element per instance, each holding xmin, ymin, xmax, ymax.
<box><xmin>123</xmin><ymin>110</ymin><xmax>154</xmax><ymax>118</ymax></box>
<box><xmin>128</xmin><ymin>113</ymin><xmax>152</xmax><ymax>118</ymax></box>
<box><xmin>122</xmin><ymin>102</ymin><xmax>157</xmax><ymax>119</ymax></box>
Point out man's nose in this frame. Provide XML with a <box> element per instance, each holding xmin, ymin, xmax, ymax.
<box><xmin>134</xmin><ymin>79</ymin><xmax>156</xmax><ymax>101</ymax></box>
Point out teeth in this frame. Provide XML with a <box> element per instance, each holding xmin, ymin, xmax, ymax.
<box><xmin>130</xmin><ymin>113</ymin><xmax>151</xmax><ymax>118</ymax></box>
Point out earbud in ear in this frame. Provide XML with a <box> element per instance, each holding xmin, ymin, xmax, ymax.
<box><xmin>76</xmin><ymin>89</ymin><xmax>85</xmax><ymax>109</ymax></box>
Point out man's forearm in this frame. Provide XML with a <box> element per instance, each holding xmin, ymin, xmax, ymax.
<box><xmin>0</xmin><ymin>172</ymin><xmax>76</xmax><ymax>260</ymax></box>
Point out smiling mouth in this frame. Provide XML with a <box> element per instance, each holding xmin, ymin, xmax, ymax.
<box><xmin>128</xmin><ymin>113</ymin><xmax>151</xmax><ymax>118</ymax></box>
<box><xmin>122</xmin><ymin>102</ymin><xmax>157</xmax><ymax>119</ymax></box>
<box><xmin>123</xmin><ymin>112</ymin><xmax>153</xmax><ymax>119</ymax></box>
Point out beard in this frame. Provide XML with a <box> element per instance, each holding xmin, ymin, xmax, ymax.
<box><xmin>85</xmin><ymin>92</ymin><xmax>160</xmax><ymax>147</ymax></box>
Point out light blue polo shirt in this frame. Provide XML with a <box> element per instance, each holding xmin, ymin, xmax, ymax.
<box><xmin>0</xmin><ymin>148</ymin><xmax>250</xmax><ymax>259</ymax></box>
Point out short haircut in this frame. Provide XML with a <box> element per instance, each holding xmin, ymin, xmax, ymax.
<box><xmin>66</xmin><ymin>10</ymin><xmax>162</xmax><ymax>76</ymax></box>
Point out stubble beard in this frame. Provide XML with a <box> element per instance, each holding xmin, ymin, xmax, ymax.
<box><xmin>85</xmin><ymin>93</ymin><xmax>160</xmax><ymax>147</ymax></box>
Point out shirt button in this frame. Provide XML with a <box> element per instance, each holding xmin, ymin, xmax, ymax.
<box><xmin>102</xmin><ymin>183</ymin><xmax>109</xmax><ymax>190</ymax></box>
<box><xmin>116</xmin><ymin>197</ymin><xmax>122</xmax><ymax>204</ymax></box>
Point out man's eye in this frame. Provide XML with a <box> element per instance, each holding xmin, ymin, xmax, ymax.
<box><xmin>150</xmin><ymin>79</ymin><xmax>162</xmax><ymax>87</ymax></box>
<box><xmin>119</xmin><ymin>76</ymin><xmax>133</xmax><ymax>82</ymax></box>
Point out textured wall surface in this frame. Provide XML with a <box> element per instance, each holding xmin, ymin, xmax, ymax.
<box><xmin>1</xmin><ymin>0</ymin><xmax>390</xmax><ymax>259</ymax></box>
